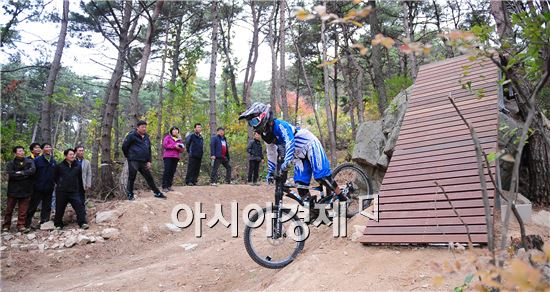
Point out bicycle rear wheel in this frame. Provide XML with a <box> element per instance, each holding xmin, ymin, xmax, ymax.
<box><xmin>243</xmin><ymin>207</ymin><xmax>306</xmax><ymax>269</ymax></box>
<box><xmin>332</xmin><ymin>162</ymin><xmax>373</xmax><ymax>217</ymax></box>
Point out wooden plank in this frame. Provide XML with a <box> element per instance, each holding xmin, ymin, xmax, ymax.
<box><xmin>411</xmin><ymin>71</ymin><xmax>499</xmax><ymax>98</ymax></box>
<box><xmin>405</xmin><ymin>98</ymin><xmax>496</xmax><ymax>117</ymax></box>
<box><xmin>401</xmin><ymin>104</ymin><xmax>497</xmax><ymax>127</ymax></box>
<box><xmin>378</xmin><ymin>207</ymin><xmax>490</xmax><ymax>219</ymax></box>
<box><xmin>410</xmin><ymin>86</ymin><xmax>498</xmax><ymax>109</ymax></box>
<box><xmin>383</xmin><ymin>169</ymin><xmax>490</xmax><ymax>185</ymax></box>
<box><xmin>379</xmin><ymin>199</ymin><xmax>490</xmax><ymax>211</ymax></box>
<box><xmin>399</xmin><ymin>111</ymin><xmax>497</xmax><ymax>135</ymax></box>
<box><xmin>390</xmin><ymin>142</ymin><xmax>497</xmax><ymax>162</ymax></box>
<box><xmin>380</xmin><ymin>191</ymin><xmax>487</xmax><ymax>203</ymax></box>
<box><xmin>395</xmin><ymin>132</ymin><xmax>496</xmax><ymax>151</ymax></box>
<box><xmin>385</xmin><ymin>158</ymin><xmax>489</xmax><ymax>178</ymax></box>
<box><xmin>382</xmin><ymin>176</ymin><xmax>488</xmax><ymax>190</ymax></box>
<box><xmin>364</xmin><ymin>225</ymin><xmax>487</xmax><ymax>235</ymax></box>
<box><xmin>416</xmin><ymin>57</ymin><xmax>491</xmax><ymax>77</ymax></box>
<box><xmin>364</xmin><ymin>216</ymin><xmax>487</xmax><ymax>227</ymax></box>
<box><xmin>380</xmin><ymin>183</ymin><xmax>495</xmax><ymax>196</ymax></box>
<box><xmin>398</xmin><ymin>121</ymin><xmax>496</xmax><ymax>142</ymax></box>
<box><xmin>358</xmin><ymin>234</ymin><xmax>488</xmax><ymax>243</ymax></box>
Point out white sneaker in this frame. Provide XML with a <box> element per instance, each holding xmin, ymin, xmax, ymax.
<box><xmin>210</xmin><ymin>183</ymin><xmax>218</xmax><ymax>186</ymax></box>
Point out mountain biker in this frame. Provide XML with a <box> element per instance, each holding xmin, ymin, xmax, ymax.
<box><xmin>239</xmin><ymin>102</ymin><xmax>348</xmax><ymax>202</ymax></box>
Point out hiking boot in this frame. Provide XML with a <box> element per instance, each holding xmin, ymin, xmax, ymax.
<box><xmin>154</xmin><ymin>192</ymin><xmax>167</xmax><ymax>199</ymax></box>
<box><xmin>127</xmin><ymin>193</ymin><xmax>135</xmax><ymax>201</ymax></box>
<box><xmin>18</xmin><ymin>226</ymin><xmax>30</xmax><ymax>234</ymax></box>
<box><xmin>55</xmin><ymin>225</ymin><xmax>63</xmax><ymax>231</ymax></box>
<box><xmin>80</xmin><ymin>223</ymin><xmax>90</xmax><ymax>230</ymax></box>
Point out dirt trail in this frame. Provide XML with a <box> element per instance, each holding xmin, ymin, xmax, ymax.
<box><xmin>2</xmin><ymin>184</ymin><xmax>542</xmax><ymax>291</ymax></box>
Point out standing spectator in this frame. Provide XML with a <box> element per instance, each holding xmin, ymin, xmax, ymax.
<box><xmin>75</xmin><ymin>145</ymin><xmax>92</xmax><ymax>204</ymax></box>
<box><xmin>247</xmin><ymin>132</ymin><xmax>264</xmax><ymax>185</ymax></box>
<box><xmin>184</xmin><ymin>123</ymin><xmax>204</xmax><ymax>186</ymax></box>
<box><xmin>122</xmin><ymin>120</ymin><xmax>166</xmax><ymax>200</ymax></box>
<box><xmin>53</xmin><ymin>149</ymin><xmax>88</xmax><ymax>230</ymax></box>
<box><xmin>162</xmin><ymin>126</ymin><xmax>185</xmax><ymax>192</ymax></box>
<box><xmin>210</xmin><ymin>127</ymin><xmax>232</xmax><ymax>186</ymax></box>
<box><xmin>26</xmin><ymin>143</ymin><xmax>57</xmax><ymax>229</ymax></box>
<box><xmin>3</xmin><ymin>146</ymin><xmax>35</xmax><ymax>233</ymax></box>
<box><xmin>28</xmin><ymin>142</ymin><xmax>42</xmax><ymax>160</ymax></box>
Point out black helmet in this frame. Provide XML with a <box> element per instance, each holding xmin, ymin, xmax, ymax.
<box><xmin>239</xmin><ymin>102</ymin><xmax>272</xmax><ymax>133</ymax></box>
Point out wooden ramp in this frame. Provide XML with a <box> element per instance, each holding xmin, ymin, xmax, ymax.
<box><xmin>359</xmin><ymin>55</ymin><xmax>499</xmax><ymax>244</ymax></box>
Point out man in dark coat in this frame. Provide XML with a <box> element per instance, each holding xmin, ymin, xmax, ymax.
<box><xmin>184</xmin><ymin>123</ymin><xmax>204</xmax><ymax>186</ymax></box>
<box><xmin>53</xmin><ymin>149</ymin><xmax>88</xmax><ymax>230</ymax></box>
<box><xmin>26</xmin><ymin>143</ymin><xmax>56</xmax><ymax>228</ymax></box>
<box><xmin>122</xmin><ymin>120</ymin><xmax>165</xmax><ymax>200</ymax></box>
<box><xmin>209</xmin><ymin>127</ymin><xmax>232</xmax><ymax>186</ymax></box>
<box><xmin>3</xmin><ymin>146</ymin><xmax>36</xmax><ymax>233</ymax></box>
<box><xmin>247</xmin><ymin>132</ymin><xmax>264</xmax><ymax>185</ymax></box>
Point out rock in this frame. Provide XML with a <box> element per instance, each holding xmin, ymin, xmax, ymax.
<box><xmin>38</xmin><ymin>244</ymin><xmax>45</xmax><ymax>252</ymax></box>
<box><xmin>3</xmin><ymin>234</ymin><xmax>14</xmax><ymax>241</ymax></box>
<box><xmin>179</xmin><ymin>243</ymin><xmax>198</xmax><ymax>251</ymax></box>
<box><xmin>27</xmin><ymin>233</ymin><xmax>36</xmax><ymax>240</ymax></box>
<box><xmin>382</xmin><ymin>88</ymin><xmax>409</xmax><ymax>135</ymax></box>
<box><xmin>77</xmin><ymin>235</ymin><xmax>91</xmax><ymax>245</ymax></box>
<box><xmin>532</xmin><ymin>210</ymin><xmax>550</xmax><ymax>228</ymax></box>
<box><xmin>95</xmin><ymin>236</ymin><xmax>105</xmax><ymax>243</ymax></box>
<box><xmin>19</xmin><ymin>244</ymin><xmax>37</xmax><ymax>251</ymax></box>
<box><xmin>142</xmin><ymin>224</ymin><xmax>150</xmax><ymax>233</ymax></box>
<box><xmin>383</xmin><ymin>122</ymin><xmax>402</xmax><ymax>156</ymax></box>
<box><xmin>164</xmin><ymin>223</ymin><xmax>182</xmax><ymax>233</ymax></box>
<box><xmin>0</xmin><ymin>246</ymin><xmax>7</xmax><ymax>251</ymax></box>
<box><xmin>10</xmin><ymin>243</ymin><xmax>20</xmax><ymax>249</ymax></box>
<box><xmin>376</xmin><ymin>154</ymin><xmax>389</xmax><ymax>169</ymax></box>
<box><xmin>352</xmin><ymin>121</ymin><xmax>386</xmax><ymax>167</ymax></box>
<box><xmin>351</xmin><ymin>225</ymin><xmax>365</xmax><ymax>242</ymax></box>
<box><xmin>64</xmin><ymin>237</ymin><xmax>77</xmax><ymax>248</ymax></box>
<box><xmin>89</xmin><ymin>236</ymin><xmax>96</xmax><ymax>243</ymax></box>
<box><xmin>40</xmin><ymin>221</ymin><xmax>55</xmax><ymax>230</ymax></box>
<box><xmin>95</xmin><ymin>210</ymin><xmax>123</xmax><ymax>224</ymax></box>
<box><xmin>101</xmin><ymin>228</ymin><xmax>120</xmax><ymax>240</ymax></box>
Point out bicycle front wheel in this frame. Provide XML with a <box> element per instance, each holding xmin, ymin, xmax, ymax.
<box><xmin>332</xmin><ymin>162</ymin><xmax>373</xmax><ymax>218</ymax></box>
<box><xmin>243</xmin><ymin>207</ymin><xmax>306</xmax><ymax>269</ymax></box>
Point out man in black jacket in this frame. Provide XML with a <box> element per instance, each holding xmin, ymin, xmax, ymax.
<box><xmin>247</xmin><ymin>132</ymin><xmax>264</xmax><ymax>185</ymax></box>
<box><xmin>184</xmin><ymin>123</ymin><xmax>204</xmax><ymax>186</ymax></box>
<box><xmin>26</xmin><ymin>143</ymin><xmax>56</xmax><ymax>229</ymax></box>
<box><xmin>53</xmin><ymin>149</ymin><xmax>89</xmax><ymax>229</ymax></box>
<box><xmin>3</xmin><ymin>146</ymin><xmax>36</xmax><ymax>233</ymax></box>
<box><xmin>122</xmin><ymin>120</ymin><xmax>165</xmax><ymax>200</ymax></box>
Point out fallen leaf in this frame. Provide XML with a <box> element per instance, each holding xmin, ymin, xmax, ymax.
<box><xmin>295</xmin><ymin>8</ymin><xmax>315</xmax><ymax>21</ymax></box>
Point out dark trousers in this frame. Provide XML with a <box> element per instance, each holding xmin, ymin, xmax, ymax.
<box><xmin>248</xmin><ymin>160</ymin><xmax>261</xmax><ymax>183</ymax></box>
<box><xmin>185</xmin><ymin>156</ymin><xmax>202</xmax><ymax>184</ymax></box>
<box><xmin>3</xmin><ymin>196</ymin><xmax>31</xmax><ymax>229</ymax></box>
<box><xmin>127</xmin><ymin>160</ymin><xmax>160</xmax><ymax>194</ymax></box>
<box><xmin>54</xmin><ymin>192</ymin><xmax>87</xmax><ymax>227</ymax></box>
<box><xmin>25</xmin><ymin>189</ymin><xmax>54</xmax><ymax>227</ymax></box>
<box><xmin>162</xmin><ymin>158</ymin><xmax>179</xmax><ymax>188</ymax></box>
<box><xmin>210</xmin><ymin>158</ymin><xmax>231</xmax><ymax>183</ymax></box>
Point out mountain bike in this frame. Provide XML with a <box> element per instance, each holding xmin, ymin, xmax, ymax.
<box><xmin>243</xmin><ymin>162</ymin><xmax>372</xmax><ymax>269</ymax></box>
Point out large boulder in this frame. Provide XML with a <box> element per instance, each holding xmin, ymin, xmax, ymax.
<box><xmin>382</xmin><ymin>87</ymin><xmax>410</xmax><ymax>135</ymax></box>
<box><xmin>95</xmin><ymin>210</ymin><xmax>123</xmax><ymax>224</ymax></box>
<box><xmin>352</xmin><ymin>120</ymin><xmax>386</xmax><ymax>167</ymax></box>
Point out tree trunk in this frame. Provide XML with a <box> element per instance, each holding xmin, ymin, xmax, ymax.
<box><xmin>368</xmin><ymin>0</ymin><xmax>388</xmax><ymax>114</ymax></box>
<box><xmin>219</xmin><ymin>5</ymin><xmax>240</xmax><ymax>106</ymax></box>
<box><xmin>333</xmin><ymin>32</ymin><xmax>339</xmax><ymax>132</ymax></box>
<box><xmin>91</xmin><ymin>122</ymin><xmax>100</xmax><ymax>188</ymax></box>
<box><xmin>242</xmin><ymin>1</ymin><xmax>261</xmax><ymax>107</ymax></box>
<box><xmin>432</xmin><ymin>0</ymin><xmax>453</xmax><ymax>58</ymax></box>
<box><xmin>41</xmin><ymin>0</ymin><xmax>69</xmax><ymax>143</ymax></box>
<box><xmin>268</xmin><ymin>1</ymin><xmax>279</xmax><ymax>115</ymax></box>
<box><xmin>113</xmin><ymin>107</ymin><xmax>120</xmax><ymax>162</ymax></box>
<box><xmin>166</xmin><ymin>13</ymin><xmax>184</xmax><ymax>130</ymax></box>
<box><xmin>100</xmin><ymin>0</ymin><xmax>134</xmax><ymax>196</ymax></box>
<box><xmin>321</xmin><ymin>17</ymin><xmax>337</xmax><ymax>165</ymax></box>
<box><xmin>209</xmin><ymin>1</ymin><xmax>219</xmax><ymax>137</ymax></box>
<box><xmin>157</xmin><ymin>9</ymin><xmax>170</xmax><ymax>161</ymax></box>
<box><xmin>293</xmin><ymin>39</ymin><xmax>325</xmax><ymax>146</ymax></box>
<box><xmin>402</xmin><ymin>1</ymin><xmax>417</xmax><ymax>80</ymax></box>
<box><xmin>278</xmin><ymin>0</ymin><xmax>289</xmax><ymax>120</ymax></box>
<box><xmin>127</xmin><ymin>0</ymin><xmax>164</xmax><ymax>129</ymax></box>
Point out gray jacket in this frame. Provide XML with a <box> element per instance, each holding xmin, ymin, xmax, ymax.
<box><xmin>78</xmin><ymin>158</ymin><xmax>92</xmax><ymax>190</ymax></box>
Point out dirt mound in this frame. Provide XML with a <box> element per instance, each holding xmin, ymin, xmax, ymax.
<box><xmin>2</xmin><ymin>184</ymin><xmax>545</xmax><ymax>291</ymax></box>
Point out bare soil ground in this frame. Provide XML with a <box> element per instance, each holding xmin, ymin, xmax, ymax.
<box><xmin>1</xmin><ymin>184</ymin><xmax>548</xmax><ymax>291</ymax></box>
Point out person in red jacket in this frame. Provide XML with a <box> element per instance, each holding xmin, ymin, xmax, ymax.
<box><xmin>162</xmin><ymin>126</ymin><xmax>185</xmax><ymax>192</ymax></box>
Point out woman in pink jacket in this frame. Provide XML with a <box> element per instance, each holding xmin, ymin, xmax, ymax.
<box><xmin>162</xmin><ymin>126</ymin><xmax>185</xmax><ymax>191</ymax></box>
